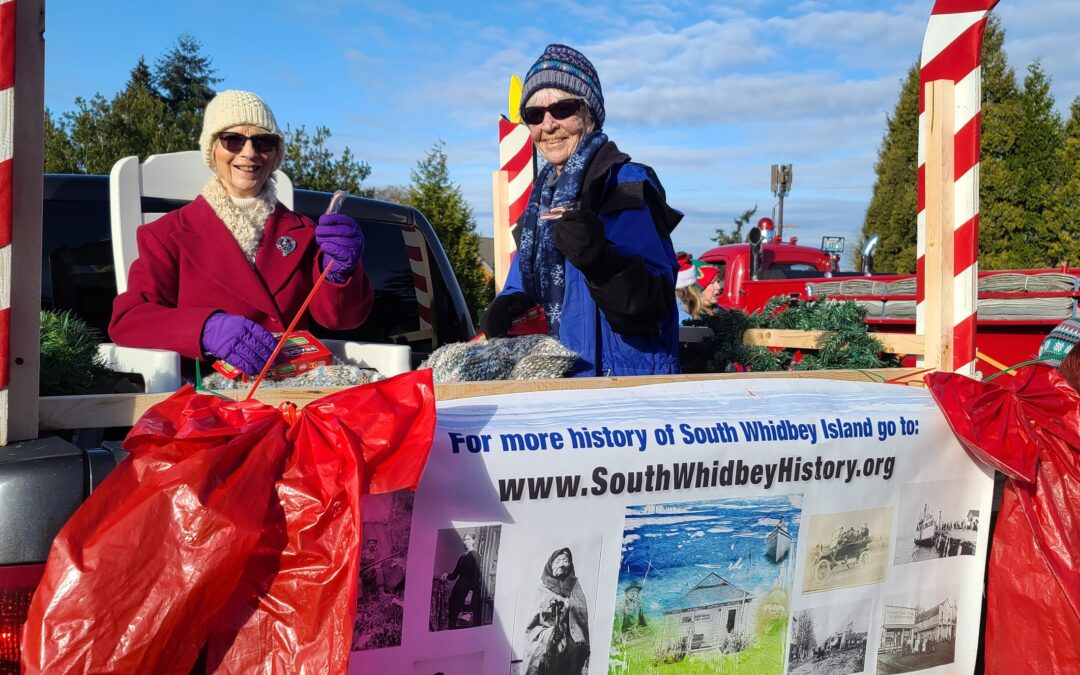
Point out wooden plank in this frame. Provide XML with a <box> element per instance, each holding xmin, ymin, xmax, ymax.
<box><xmin>6</xmin><ymin>0</ymin><xmax>45</xmax><ymax>443</ymax></box>
<box><xmin>922</xmin><ymin>80</ymin><xmax>955</xmax><ymax>372</ymax></box>
<box><xmin>742</xmin><ymin>329</ymin><xmax>926</xmax><ymax>356</ymax></box>
<box><xmin>38</xmin><ymin>368</ymin><xmax>929</xmax><ymax>431</ymax></box>
<box><xmin>491</xmin><ymin>170</ymin><xmax>511</xmax><ymax>294</ymax></box>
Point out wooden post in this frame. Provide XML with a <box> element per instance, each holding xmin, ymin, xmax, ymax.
<box><xmin>491</xmin><ymin>169</ymin><xmax>512</xmax><ymax>293</ymax></box>
<box><xmin>922</xmin><ymin>80</ymin><xmax>955</xmax><ymax>372</ymax></box>
<box><xmin>0</xmin><ymin>0</ymin><xmax>44</xmax><ymax>444</ymax></box>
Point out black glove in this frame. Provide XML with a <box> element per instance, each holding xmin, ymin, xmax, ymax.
<box><xmin>553</xmin><ymin>210</ymin><xmax>625</xmax><ymax>282</ymax></box>
<box><xmin>480</xmin><ymin>291</ymin><xmax>532</xmax><ymax>337</ymax></box>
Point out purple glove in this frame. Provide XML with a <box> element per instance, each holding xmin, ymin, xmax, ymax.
<box><xmin>200</xmin><ymin>312</ymin><xmax>278</xmax><ymax>376</ymax></box>
<box><xmin>316</xmin><ymin>213</ymin><xmax>364</xmax><ymax>283</ymax></box>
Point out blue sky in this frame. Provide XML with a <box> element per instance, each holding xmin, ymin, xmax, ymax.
<box><xmin>44</xmin><ymin>1</ymin><xmax>1080</xmax><ymax>263</ymax></box>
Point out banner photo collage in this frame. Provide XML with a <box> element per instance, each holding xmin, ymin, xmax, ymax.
<box><xmin>348</xmin><ymin>378</ymin><xmax>992</xmax><ymax>675</ymax></box>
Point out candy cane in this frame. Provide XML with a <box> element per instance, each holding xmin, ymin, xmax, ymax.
<box><xmin>917</xmin><ymin>0</ymin><xmax>1000</xmax><ymax>375</ymax></box>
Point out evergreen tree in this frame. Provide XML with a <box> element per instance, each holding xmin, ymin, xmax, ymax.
<box><xmin>153</xmin><ymin>35</ymin><xmax>220</xmax><ymax>145</ymax></box>
<box><xmin>1047</xmin><ymin>97</ymin><xmax>1080</xmax><ymax>266</ymax></box>
<box><xmin>713</xmin><ymin>205</ymin><xmax>757</xmax><ymax>245</ymax></box>
<box><xmin>860</xmin><ymin>64</ymin><xmax>919</xmax><ymax>273</ymax></box>
<box><xmin>45</xmin><ymin>35</ymin><xmax>372</xmax><ymax>192</ymax></box>
<box><xmin>978</xmin><ymin>19</ymin><xmax>1033</xmax><ymax>269</ymax></box>
<box><xmin>406</xmin><ymin>141</ymin><xmax>492</xmax><ymax>318</ymax></box>
<box><xmin>43</xmin><ymin>109</ymin><xmax>77</xmax><ymax>173</ymax></box>
<box><xmin>280</xmin><ymin>125</ymin><xmax>371</xmax><ymax>194</ymax></box>
<box><xmin>860</xmin><ymin>16</ymin><xmax>1064</xmax><ymax>272</ymax></box>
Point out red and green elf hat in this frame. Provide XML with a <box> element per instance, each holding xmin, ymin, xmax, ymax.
<box><xmin>676</xmin><ymin>252</ymin><xmax>720</xmax><ymax>290</ymax></box>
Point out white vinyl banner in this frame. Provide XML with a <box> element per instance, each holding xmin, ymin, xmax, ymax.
<box><xmin>349</xmin><ymin>378</ymin><xmax>992</xmax><ymax>675</ymax></box>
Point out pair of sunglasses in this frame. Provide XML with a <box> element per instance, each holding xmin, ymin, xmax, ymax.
<box><xmin>521</xmin><ymin>98</ymin><xmax>584</xmax><ymax>125</ymax></box>
<box><xmin>217</xmin><ymin>132</ymin><xmax>279</xmax><ymax>153</ymax></box>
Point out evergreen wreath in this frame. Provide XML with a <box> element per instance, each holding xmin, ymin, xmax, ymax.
<box><xmin>680</xmin><ymin>297</ymin><xmax>901</xmax><ymax>374</ymax></box>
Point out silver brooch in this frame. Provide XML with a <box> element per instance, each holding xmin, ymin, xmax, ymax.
<box><xmin>276</xmin><ymin>236</ymin><xmax>296</xmax><ymax>257</ymax></box>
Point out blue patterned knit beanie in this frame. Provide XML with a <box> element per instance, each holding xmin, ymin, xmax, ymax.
<box><xmin>1039</xmin><ymin>317</ymin><xmax>1080</xmax><ymax>367</ymax></box>
<box><xmin>520</xmin><ymin>44</ymin><xmax>605</xmax><ymax>129</ymax></box>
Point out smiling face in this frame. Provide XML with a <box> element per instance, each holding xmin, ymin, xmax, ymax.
<box><xmin>526</xmin><ymin>89</ymin><xmax>594</xmax><ymax>174</ymax></box>
<box><xmin>463</xmin><ymin>533</ymin><xmax>476</xmax><ymax>550</ymax></box>
<box><xmin>213</xmin><ymin>124</ymin><xmax>278</xmax><ymax>198</ymax></box>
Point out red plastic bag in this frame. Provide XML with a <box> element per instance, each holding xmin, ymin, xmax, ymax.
<box><xmin>926</xmin><ymin>366</ymin><xmax>1080</xmax><ymax>675</ymax></box>
<box><xmin>22</xmin><ymin>369</ymin><xmax>435</xmax><ymax>675</ymax></box>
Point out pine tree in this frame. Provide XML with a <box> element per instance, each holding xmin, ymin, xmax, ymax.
<box><xmin>406</xmin><ymin>141</ymin><xmax>492</xmax><ymax>319</ymax></box>
<box><xmin>1047</xmin><ymin>97</ymin><xmax>1080</xmax><ymax>266</ymax></box>
<box><xmin>860</xmin><ymin>64</ymin><xmax>919</xmax><ymax>273</ymax></box>
<box><xmin>713</xmin><ymin>206</ymin><xmax>757</xmax><ymax>245</ymax></box>
<box><xmin>45</xmin><ymin>35</ymin><xmax>372</xmax><ymax>191</ymax></box>
<box><xmin>153</xmin><ymin>35</ymin><xmax>221</xmax><ymax>146</ymax></box>
<box><xmin>860</xmin><ymin>16</ymin><xmax>1063</xmax><ymax>272</ymax></box>
<box><xmin>280</xmin><ymin>125</ymin><xmax>371</xmax><ymax>194</ymax></box>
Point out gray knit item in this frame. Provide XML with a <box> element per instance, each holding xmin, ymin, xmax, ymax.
<box><xmin>520</xmin><ymin>44</ymin><xmax>605</xmax><ymax>129</ymax></box>
<box><xmin>421</xmin><ymin>335</ymin><xmax>579</xmax><ymax>383</ymax></box>
<box><xmin>201</xmin><ymin>358</ymin><xmax>384</xmax><ymax>391</ymax></box>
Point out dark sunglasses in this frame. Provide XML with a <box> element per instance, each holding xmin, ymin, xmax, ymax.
<box><xmin>521</xmin><ymin>98</ymin><xmax>585</xmax><ymax>125</ymax></box>
<box><xmin>217</xmin><ymin>132</ymin><xmax>279</xmax><ymax>153</ymax></box>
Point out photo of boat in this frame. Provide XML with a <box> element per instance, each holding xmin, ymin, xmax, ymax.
<box><xmin>914</xmin><ymin>504</ymin><xmax>936</xmax><ymax>547</ymax></box>
<box><xmin>765</xmin><ymin>517</ymin><xmax>793</xmax><ymax>563</ymax></box>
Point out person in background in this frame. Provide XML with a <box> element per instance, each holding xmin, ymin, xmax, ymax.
<box><xmin>109</xmin><ymin>90</ymin><xmax>372</xmax><ymax>377</ymax></box>
<box><xmin>1038</xmin><ymin>317</ymin><xmax>1080</xmax><ymax>390</ymax></box>
<box><xmin>481</xmin><ymin>44</ymin><xmax>682</xmax><ymax>376</ymax></box>
<box><xmin>674</xmin><ymin>252</ymin><xmax>722</xmax><ymax>321</ymax></box>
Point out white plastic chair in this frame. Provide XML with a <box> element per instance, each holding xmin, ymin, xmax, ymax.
<box><xmin>104</xmin><ymin>151</ymin><xmax>409</xmax><ymax>392</ymax></box>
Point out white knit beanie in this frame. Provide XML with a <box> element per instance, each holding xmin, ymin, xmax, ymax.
<box><xmin>199</xmin><ymin>90</ymin><xmax>283</xmax><ymax>170</ymax></box>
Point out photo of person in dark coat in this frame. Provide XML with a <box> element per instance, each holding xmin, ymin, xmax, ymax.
<box><xmin>109</xmin><ymin>89</ymin><xmax>373</xmax><ymax>377</ymax></box>
<box><xmin>481</xmin><ymin>44</ymin><xmax>682</xmax><ymax>377</ymax></box>
<box><xmin>523</xmin><ymin>547</ymin><xmax>589</xmax><ymax>675</ymax></box>
<box><xmin>441</xmin><ymin>531</ymin><xmax>482</xmax><ymax>629</ymax></box>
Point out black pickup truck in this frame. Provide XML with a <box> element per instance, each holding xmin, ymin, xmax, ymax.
<box><xmin>0</xmin><ymin>174</ymin><xmax>474</xmax><ymax>670</ymax></box>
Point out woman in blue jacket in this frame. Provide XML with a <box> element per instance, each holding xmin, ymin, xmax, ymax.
<box><xmin>481</xmin><ymin>44</ymin><xmax>682</xmax><ymax>376</ymax></box>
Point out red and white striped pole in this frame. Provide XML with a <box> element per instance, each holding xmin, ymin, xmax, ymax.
<box><xmin>917</xmin><ymin>0</ymin><xmax>999</xmax><ymax>375</ymax></box>
<box><xmin>498</xmin><ymin>116</ymin><xmax>534</xmax><ymax>230</ymax></box>
<box><xmin>0</xmin><ymin>0</ymin><xmax>16</xmax><ymax>442</ymax></box>
<box><xmin>493</xmin><ymin>75</ymin><xmax>535</xmax><ymax>292</ymax></box>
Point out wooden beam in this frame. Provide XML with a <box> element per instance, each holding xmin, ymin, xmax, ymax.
<box><xmin>38</xmin><ymin>368</ymin><xmax>929</xmax><ymax>431</ymax></box>
<box><xmin>742</xmin><ymin>329</ymin><xmax>926</xmax><ymax>356</ymax></box>
<box><xmin>5</xmin><ymin>0</ymin><xmax>45</xmax><ymax>443</ymax></box>
<box><xmin>922</xmin><ymin>80</ymin><xmax>956</xmax><ymax>371</ymax></box>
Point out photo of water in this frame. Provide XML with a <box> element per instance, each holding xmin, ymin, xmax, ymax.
<box><xmin>609</xmin><ymin>495</ymin><xmax>803</xmax><ymax>674</ymax></box>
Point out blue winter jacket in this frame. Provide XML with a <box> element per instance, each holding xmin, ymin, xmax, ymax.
<box><xmin>501</xmin><ymin>142</ymin><xmax>681</xmax><ymax>376</ymax></box>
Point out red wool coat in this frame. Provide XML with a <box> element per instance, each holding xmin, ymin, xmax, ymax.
<box><xmin>109</xmin><ymin>196</ymin><xmax>373</xmax><ymax>360</ymax></box>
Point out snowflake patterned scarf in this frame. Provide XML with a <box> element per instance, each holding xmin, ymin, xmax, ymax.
<box><xmin>517</xmin><ymin>130</ymin><xmax>607</xmax><ymax>337</ymax></box>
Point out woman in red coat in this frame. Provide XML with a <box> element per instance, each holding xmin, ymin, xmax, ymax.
<box><xmin>109</xmin><ymin>90</ymin><xmax>373</xmax><ymax>376</ymax></box>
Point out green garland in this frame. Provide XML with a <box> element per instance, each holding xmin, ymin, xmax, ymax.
<box><xmin>680</xmin><ymin>297</ymin><xmax>900</xmax><ymax>374</ymax></box>
<box><xmin>40</xmin><ymin>309</ymin><xmax>116</xmax><ymax>396</ymax></box>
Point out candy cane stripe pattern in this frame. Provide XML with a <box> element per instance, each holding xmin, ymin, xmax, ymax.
<box><xmin>917</xmin><ymin>0</ymin><xmax>999</xmax><ymax>375</ymax></box>
<box><xmin>0</xmin><ymin>0</ymin><xmax>15</xmax><ymax>421</ymax></box>
<box><xmin>498</xmin><ymin>117</ymin><xmax>534</xmax><ymax>229</ymax></box>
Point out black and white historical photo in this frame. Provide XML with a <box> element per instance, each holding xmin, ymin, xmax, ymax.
<box><xmin>894</xmin><ymin>481</ymin><xmax>979</xmax><ymax>564</ymax></box>
<box><xmin>787</xmin><ymin>600</ymin><xmax>871</xmax><ymax>675</ymax></box>
<box><xmin>802</xmin><ymin>507</ymin><xmax>891</xmax><ymax>593</ymax></box>
<box><xmin>429</xmin><ymin>525</ymin><xmax>502</xmax><ymax>632</ymax></box>
<box><xmin>877</xmin><ymin>586</ymin><xmax>958</xmax><ymax>674</ymax></box>
<box><xmin>522</xmin><ymin>547</ymin><xmax>590</xmax><ymax>675</ymax></box>
<box><xmin>352</xmin><ymin>490</ymin><xmax>414</xmax><ymax>652</ymax></box>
